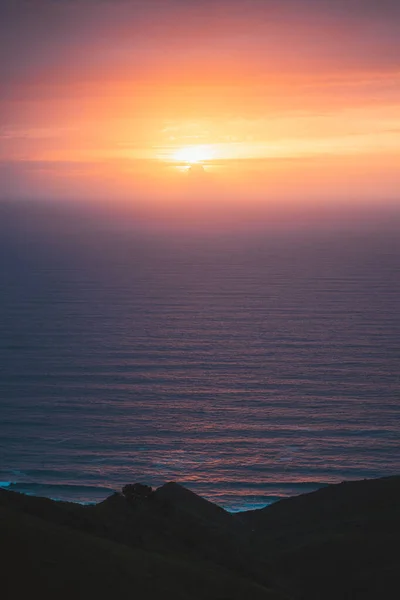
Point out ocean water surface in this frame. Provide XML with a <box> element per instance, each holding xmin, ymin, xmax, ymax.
<box><xmin>1</xmin><ymin>206</ymin><xmax>399</xmax><ymax>510</ymax></box>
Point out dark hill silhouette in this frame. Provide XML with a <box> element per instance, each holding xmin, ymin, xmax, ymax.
<box><xmin>1</xmin><ymin>475</ymin><xmax>399</xmax><ymax>599</ymax></box>
<box><xmin>86</xmin><ymin>480</ymin><xmax>268</xmax><ymax>586</ymax></box>
<box><xmin>154</xmin><ymin>481</ymin><xmax>232</xmax><ymax>522</ymax></box>
<box><xmin>1</xmin><ymin>503</ymin><xmax>277</xmax><ymax>600</ymax></box>
<box><xmin>237</xmin><ymin>476</ymin><xmax>400</xmax><ymax>599</ymax></box>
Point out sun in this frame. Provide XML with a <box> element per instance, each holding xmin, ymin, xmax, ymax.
<box><xmin>172</xmin><ymin>145</ymin><xmax>214</xmax><ymax>164</ymax></box>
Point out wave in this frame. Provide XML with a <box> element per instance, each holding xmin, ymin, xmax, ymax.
<box><xmin>0</xmin><ymin>481</ymin><xmax>116</xmax><ymax>504</ymax></box>
<box><xmin>0</xmin><ymin>478</ymin><xmax>330</xmax><ymax>509</ymax></box>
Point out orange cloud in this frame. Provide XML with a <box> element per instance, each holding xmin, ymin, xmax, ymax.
<box><xmin>1</xmin><ymin>0</ymin><xmax>399</xmax><ymax>227</ymax></box>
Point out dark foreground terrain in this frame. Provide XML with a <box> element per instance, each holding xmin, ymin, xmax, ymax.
<box><xmin>1</xmin><ymin>476</ymin><xmax>399</xmax><ymax>599</ymax></box>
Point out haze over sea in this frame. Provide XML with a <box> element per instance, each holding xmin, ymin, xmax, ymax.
<box><xmin>1</xmin><ymin>201</ymin><xmax>399</xmax><ymax>511</ymax></box>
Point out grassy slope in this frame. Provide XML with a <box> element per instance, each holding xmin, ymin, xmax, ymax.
<box><xmin>1</xmin><ymin>503</ymin><xmax>282</xmax><ymax>600</ymax></box>
<box><xmin>237</xmin><ymin>476</ymin><xmax>400</xmax><ymax>600</ymax></box>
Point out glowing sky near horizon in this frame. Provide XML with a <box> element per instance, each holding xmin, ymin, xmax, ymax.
<box><xmin>1</xmin><ymin>0</ymin><xmax>400</xmax><ymax>224</ymax></box>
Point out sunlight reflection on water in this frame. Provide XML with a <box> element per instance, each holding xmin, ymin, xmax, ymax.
<box><xmin>1</xmin><ymin>223</ymin><xmax>399</xmax><ymax>508</ymax></box>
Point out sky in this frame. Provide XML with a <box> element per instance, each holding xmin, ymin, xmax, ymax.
<box><xmin>1</xmin><ymin>0</ymin><xmax>400</xmax><ymax>226</ymax></box>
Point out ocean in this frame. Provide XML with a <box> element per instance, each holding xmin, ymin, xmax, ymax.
<box><xmin>1</xmin><ymin>204</ymin><xmax>399</xmax><ymax>511</ymax></box>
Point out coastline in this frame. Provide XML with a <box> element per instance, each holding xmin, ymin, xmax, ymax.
<box><xmin>0</xmin><ymin>478</ymin><xmax>332</xmax><ymax>511</ymax></box>
<box><xmin>1</xmin><ymin>475</ymin><xmax>399</xmax><ymax>599</ymax></box>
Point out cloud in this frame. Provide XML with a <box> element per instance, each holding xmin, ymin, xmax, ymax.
<box><xmin>1</xmin><ymin>0</ymin><xmax>399</xmax><ymax>207</ymax></box>
<box><xmin>1</xmin><ymin>0</ymin><xmax>399</xmax><ymax>89</ymax></box>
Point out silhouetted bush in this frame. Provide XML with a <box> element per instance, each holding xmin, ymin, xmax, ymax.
<box><xmin>122</xmin><ymin>483</ymin><xmax>153</xmax><ymax>502</ymax></box>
